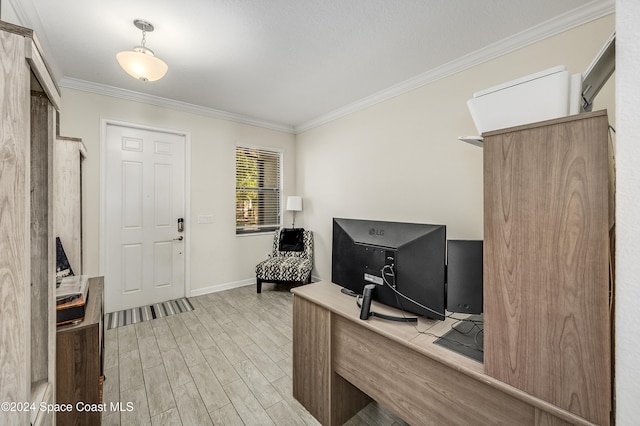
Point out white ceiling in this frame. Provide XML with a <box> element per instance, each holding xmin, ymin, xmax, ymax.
<box><xmin>10</xmin><ymin>0</ymin><xmax>613</xmax><ymax>132</ymax></box>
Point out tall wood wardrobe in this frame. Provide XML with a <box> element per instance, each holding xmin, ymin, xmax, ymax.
<box><xmin>0</xmin><ymin>21</ymin><xmax>61</xmax><ymax>425</ymax></box>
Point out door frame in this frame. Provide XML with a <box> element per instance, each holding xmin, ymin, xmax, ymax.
<box><xmin>99</xmin><ymin>119</ymin><xmax>192</xmax><ymax>301</ymax></box>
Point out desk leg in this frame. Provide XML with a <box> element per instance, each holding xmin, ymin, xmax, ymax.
<box><xmin>293</xmin><ymin>296</ymin><xmax>370</xmax><ymax>425</ymax></box>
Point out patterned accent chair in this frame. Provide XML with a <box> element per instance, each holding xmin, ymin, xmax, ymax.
<box><xmin>255</xmin><ymin>228</ymin><xmax>313</xmax><ymax>293</ymax></box>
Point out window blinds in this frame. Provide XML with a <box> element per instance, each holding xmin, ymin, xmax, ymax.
<box><xmin>235</xmin><ymin>146</ymin><xmax>282</xmax><ymax>234</ymax></box>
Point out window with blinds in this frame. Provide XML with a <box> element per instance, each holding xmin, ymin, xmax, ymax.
<box><xmin>235</xmin><ymin>146</ymin><xmax>282</xmax><ymax>234</ymax></box>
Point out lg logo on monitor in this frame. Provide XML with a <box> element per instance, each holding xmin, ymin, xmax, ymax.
<box><xmin>369</xmin><ymin>228</ymin><xmax>384</xmax><ymax>236</ymax></box>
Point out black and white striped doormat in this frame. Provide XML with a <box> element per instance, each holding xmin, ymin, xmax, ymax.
<box><xmin>106</xmin><ymin>298</ymin><xmax>194</xmax><ymax>330</ymax></box>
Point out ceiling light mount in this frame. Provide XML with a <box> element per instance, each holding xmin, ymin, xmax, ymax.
<box><xmin>116</xmin><ymin>19</ymin><xmax>168</xmax><ymax>82</ymax></box>
<box><xmin>133</xmin><ymin>19</ymin><xmax>154</xmax><ymax>33</ymax></box>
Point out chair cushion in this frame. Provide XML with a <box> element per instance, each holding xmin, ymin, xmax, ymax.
<box><xmin>255</xmin><ymin>256</ymin><xmax>312</xmax><ymax>282</ymax></box>
<box><xmin>279</xmin><ymin>228</ymin><xmax>304</xmax><ymax>252</ymax></box>
<box><xmin>272</xmin><ymin>228</ymin><xmax>313</xmax><ymax>259</ymax></box>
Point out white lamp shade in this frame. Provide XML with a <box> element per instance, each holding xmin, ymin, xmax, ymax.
<box><xmin>286</xmin><ymin>196</ymin><xmax>302</xmax><ymax>211</ymax></box>
<box><xmin>116</xmin><ymin>47</ymin><xmax>168</xmax><ymax>82</ymax></box>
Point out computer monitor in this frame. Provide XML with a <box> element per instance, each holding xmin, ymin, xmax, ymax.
<box><xmin>332</xmin><ymin>218</ymin><xmax>446</xmax><ymax>320</ymax></box>
<box><xmin>446</xmin><ymin>240</ymin><xmax>483</xmax><ymax>314</ymax></box>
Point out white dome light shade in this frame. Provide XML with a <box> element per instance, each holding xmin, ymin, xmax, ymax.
<box><xmin>117</xmin><ymin>20</ymin><xmax>168</xmax><ymax>82</ymax></box>
<box><xmin>117</xmin><ymin>46</ymin><xmax>168</xmax><ymax>82</ymax></box>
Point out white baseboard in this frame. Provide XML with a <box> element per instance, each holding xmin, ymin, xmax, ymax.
<box><xmin>189</xmin><ymin>278</ymin><xmax>255</xmax><ymax>297</ymax></box>
<box><xmin>189</xmin><ymin>274</ymin><xmax>324</xmax><ymax>298</ymax></box>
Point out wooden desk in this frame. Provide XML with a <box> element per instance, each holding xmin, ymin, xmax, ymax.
<box><xmin>292</xmin><ymin>282</ymin><xmax>596</xmax><ymax>426</ymax></box>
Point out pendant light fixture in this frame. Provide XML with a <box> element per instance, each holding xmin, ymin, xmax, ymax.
<box><xmin>116</xmin><ymin>19</ymin><xmax>168</xmax><ymax>82</ymax></box>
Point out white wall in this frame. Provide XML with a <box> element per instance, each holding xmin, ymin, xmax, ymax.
<box><xmin>58</xmin><ymin>88</ymin><xmax>296</xmax><ymax>294</ymax></box>
<box><xmin>615</xmin><ymin>1</ymin><xmax>640</xmax><ymax>423</ymax></box>
<box><xmin>296</xmin><ymin>15</ymin><xmax>615</xmax><ymax>282</ymax></box>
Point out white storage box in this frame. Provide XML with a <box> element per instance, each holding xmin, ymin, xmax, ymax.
<box><xmin>467</xmin><ymin>66</ymin><xmax>580</xmax><ymax>134</ymax></box>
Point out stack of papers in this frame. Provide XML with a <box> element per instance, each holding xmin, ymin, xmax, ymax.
<box><xmin>55</xmin><ymin>275</ymin><xmax>89</xmax><ymax>305</ymax></box>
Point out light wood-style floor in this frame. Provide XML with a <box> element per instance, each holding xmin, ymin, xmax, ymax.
<box><xmin>102</xmin><ymin>283</ymin><xmax>408</xmax><ymax>425</ymax></box>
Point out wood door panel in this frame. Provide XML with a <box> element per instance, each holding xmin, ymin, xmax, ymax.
<box><xmin>483</xmin><ymin>112</ymin><xmax>611</xmax><ymax>425</ymax></box>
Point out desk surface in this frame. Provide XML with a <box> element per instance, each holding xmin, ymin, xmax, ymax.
<box><xmin>292</xmin><ymin>281</ymin><xmax>595</xmax><ymax>426</ymax></box>
<box><xmin>292</xmin><ymin>280</ymin><xmax>483</xmax><ymax>368</ymax></box>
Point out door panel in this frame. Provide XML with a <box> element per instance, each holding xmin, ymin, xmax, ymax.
<box><xmin>105</xmin><ymin>124</ymin><xmax>185</xmax><ymax>312</ymax></box>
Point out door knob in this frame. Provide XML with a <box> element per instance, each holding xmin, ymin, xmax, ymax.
<box><xmin>173</xmin><ymin>236</ymin><xmax>184</xmax><ymax>241</ymax></box>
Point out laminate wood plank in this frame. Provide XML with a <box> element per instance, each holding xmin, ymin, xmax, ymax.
<box><xmin>142</xmin><ymin>364</ymin><xmax>176</xmax><ymax>417</ymax></box>
<box><xmin>119</xmin><ymin>349</ymin><xmax>144</xmax><ymax>392</ymax></box>
<box><xmin>185</xmin><ymin>321</ymin><xmax>216</xmax><ymax>350</ymax></box>
<box><xmin>222</xmin><ymin>379</ymin><xmax>275</xmax><ymax>426</ymax></box>
<box><xmin>165</xmin><ymin>314</ymin><xmax>190</xmax><ymax>337</ymax></box>
<box><xmin>345</xmin><ymin>402</ymin><xmax>409</xmax><ymax>426</ymax></box>
<box><xmin>173</xmin><ymin>382</ymin><xmax>213</xmax><ymax>426</ymax></box>
<box><xmin>243</xmin><ymin>309</ymin><xmax>292</xmax><ymax>347</ymax></box>
<box><xmin>233</xmin><ymin>359</ymin><xmax>282</xmax><ymax>408</ymax></box>
<box><xmin>102</xmin><ymin>366</ymin><xmax>120</xmax><ymax>417</ymax></box>
<box><xmin>209</xmin><ymin>403</ymin><xmax>244</xmax><ymax>426</ymax></box>
<box><xmin>210</xmin><ymin>299</ymin><xmax>240</xmax><ymax>320</ymax></box>
<box><xmin>104</xmin><ymin>328</ymin><xmax>119</xmax><ymax>370</ymax></box>
<box><xmin>193</xmin><ymin>310</ymin><xmax>224</xmax><ymax>337</ymax></box>
<box><xmin>139</xmin><ymin>335</ymin><xmax>163</xmax><ymax>370</ymax></box>
<box><xmin>160</xmin><ymin>348</ymin><xmax>193</xmax><ymax>391</ymax></box>
<box><xmin>175</xmin><ymin>333</ymin><xmax>206</xmax><ymax>367</ymax></box>
<box><xmin>188</xmin><ymin>361</ymin><xmax>230</xmax><ymax>412</ymax></box>
<box><xmin>218</xmin><ymin>317</ymin><xmax>255</xmax><ymax>347</ymax></box>
<box><xmin>227</xmin><ymin>312</ymin><xmax>289</xmax><ymax>362</ymax></box>
<box><xmin>215</xmin><ymin>332</ymin><xmax>249</xmax><ymax>365</ymax></box>
<box><xmin>150</xmin><ymin>407</ymin><xmax>181</xmax><ymax>426</ymax></box>
<box><xmin>103</xmin><ymin>285</ymin><xmax>409</xmax><ymax>425</ymax></box>
<box><xmin>117</xmin><ymin>325</ymin><xmax>138</xmax><ymax>354</ymax></box>
<box><xmin>134</xmin><ymin>318</ymin><xmax>155</xmax><ymax>340</ymax></box>
<box><xmin>240</xmin><ymin>343</ymin><xmax>286</xmax><ymax>383</ymax></box>
<box><xmin>177</xmin><ymin>311</ymin><xmax>199</xmax><ymax>331</ymax></box>
<box><xmin>103</xmin><ymin>411</ymin><xmax>121</xmax><ymax>426</ymax></box>
<box><xmin>120</xmin><ymin>385</ymin><xmax>151</xmax><ymax>426</ymax></box>
<box><xmin>201</xmin><ymin>345</ymin><xmax>241</xmax><ymax>386</ymax></box>
<box><xmin>271</xmin><ymin>375</ymin><xmax>321</xmax><ymax>426</ymax></box>
<box><xmin>153</xmin><ymin>322</ymin><xmax>178</xmax><ymax>352</ymax></box>
<box><xmin>149</xmin><ymin>316</ymin><xmax>168</xmax><ymax>329</ymax></box>
<box><xmin>276</xmin><ymin>357</ymin><xmax>293</xmax><ymax>379</ymax></box>
<box><xmin>266</xmin><ymin>400</ymin><xmax>309</xmax><ymax>426</ymax></box>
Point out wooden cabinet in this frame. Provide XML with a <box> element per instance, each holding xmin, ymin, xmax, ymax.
<box><xmin>483</xmin><ymin>111</ymin><xmax>612</xmax><ymax>425</ymax></box>
<box><xmin>56</xmin><ymin>277</ymin><xmax>104</xmax><ymax>426</ymax></box>
<box><xmin>55</xmin><ymin>136</ymin><xmax>87</xmax><ymax>275</ymax></box>
<box><xmin>0</xmin><ymin>21</ymin><xmax>61</xmax><ymax>426</ymax></box>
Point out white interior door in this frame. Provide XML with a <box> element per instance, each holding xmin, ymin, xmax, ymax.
<box><xmin>104</xmin><ymin>124</ymin><xmax>186</xmax><ymax>313</ymax></box>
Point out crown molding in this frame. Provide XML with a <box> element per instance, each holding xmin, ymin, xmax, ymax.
<box><xmin>59</xmin><ymin>77</ymin><xmax>297</xmax><ymax>134</ymax></box>
<box><xmin>294</xmin><ymin>0</ymin><xmax>615</xmax><ymax>133</ymax></box>
<box><xmin>17</xmin><ymin>0</ymin><xmax>613</xmax><ymax>136</ymax></box>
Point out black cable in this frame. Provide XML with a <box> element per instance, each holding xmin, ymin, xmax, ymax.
<box><xmin>380</xmin><ymin>264</ymin><xmax>445</xmax><ymax>319</ymax></box>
